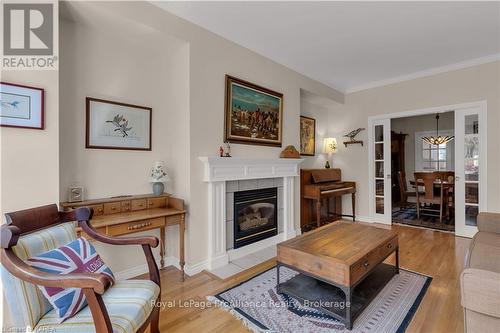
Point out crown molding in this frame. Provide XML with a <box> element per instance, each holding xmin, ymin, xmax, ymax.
<box><xmin>344</xmin><ymin>54</ymin><xmax>500</xmax><ymax>94</ymax></box>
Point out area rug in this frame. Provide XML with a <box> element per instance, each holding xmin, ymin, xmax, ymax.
<box><xmin>207</xmin><ymin>266</ymin><xmax>431</xmax><ymax>333</ymax></box>
<box><xmin>392</xmin><ymin>204</ymin><xmax>454</xmax><ymax>232</ymax></box>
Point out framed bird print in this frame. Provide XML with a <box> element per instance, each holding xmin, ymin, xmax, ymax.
<box><xmin>300</xmin><ymin>116</ymin><xmax>316</xmax><ymax>156</ymax></box>
<box><xmin>86</xmin><ymin>97</ymin><xmax>152</xmax><ymax>151</ymax></box>
<box><xmin>1</xmin><ymin>82</ymin><xmax>44</xmax><ymax>129</ymax></box>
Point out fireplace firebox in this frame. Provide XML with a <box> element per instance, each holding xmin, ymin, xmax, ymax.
<box><xmin>233</xmin><ymin>187</ymin><xmax>278</xmax><ymax>249</ymax></box>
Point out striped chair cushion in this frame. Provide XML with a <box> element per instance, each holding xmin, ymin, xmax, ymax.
<box><xmin>35</xmin><ymin>280</ymin><xmax>160</xmax><ymax>333</ymax></box>
<box><xmin>1</xmin><ymin>222</ymin><xmax>77</xmax><ymax>329</ymax></box>
<box><xmin>27</xmin><ymin>237</ymin><xmax>115</xmax><ymax>322</ymax></box>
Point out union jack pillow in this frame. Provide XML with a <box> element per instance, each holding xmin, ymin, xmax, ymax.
<box><xmin>27</xmin><ymin>237</ymin><xmax>115</xmax><ymax>322</ymax></box>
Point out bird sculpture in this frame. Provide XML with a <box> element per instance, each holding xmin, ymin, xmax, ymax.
<box><xmin>344</xmin><ymin>128</ymin><xmax>365</xmax><ymax>141</ymax></box>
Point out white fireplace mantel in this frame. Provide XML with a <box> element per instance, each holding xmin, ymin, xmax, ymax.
<box><xmin>199</xmin><ymin>157</ymin><xmax>303</xmax><ymax>182</ymax></box>
<box><xmin>199</xmin><ymin>157</ymin><xmax>303</xmax><ymax>270</ymax></box>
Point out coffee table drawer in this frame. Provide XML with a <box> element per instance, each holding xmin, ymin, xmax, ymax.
<box><xmin>351</xmin><ymin>237</ymin><xmax>398</xmax><ymax>284</ymax></box>
<box><xmin>378</xmin><ymin>237</ymin><xmax>398</xmax><ymax>259</ymax></box>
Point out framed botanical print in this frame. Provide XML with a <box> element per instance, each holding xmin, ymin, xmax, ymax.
<box><xmin>0</xmin><ymin>82</ymin><xmax>44</xmax><ymax>129</ymax></box>
<box><xmin>86</xmin><ymin>97</ymin><xmax>152</xmax><ymax>151</ymax></box>
<box><xmin>300</xmin><ymin>115</ymin><xmax>316</xmax><ymax>156</ymax></box>
<box><xmin>225</xmin><ymin>75</ymin><xmax>283</xmax><ymax>147</ymax></box>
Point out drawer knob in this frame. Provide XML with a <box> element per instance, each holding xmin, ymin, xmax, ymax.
<box><xmin>363</xmin><ymin>261</ymin><xmax>370</xmax><ymax>268</ymax></box>
<box><xmin>387</xmin><ymin>243</ymin><xmax>393</xmax><ymax>249</ymax></box>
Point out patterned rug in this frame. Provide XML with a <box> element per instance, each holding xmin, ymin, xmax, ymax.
<box><xmin>208</xmin><ymin>266</ymin><xmax>431</xmax><ymax>333</ymax></box>
<box><xmin>392</xmin><ymin>204</ymin><xmax>454</xmax><ymax>232</ymax></box>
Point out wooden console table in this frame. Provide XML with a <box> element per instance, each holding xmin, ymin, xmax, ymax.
<box><xmin>61</xmin><ymin>193</ymin><xmax>186</xmax><ymax>279</ymax></box>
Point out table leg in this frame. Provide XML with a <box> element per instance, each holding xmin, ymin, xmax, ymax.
<box><xmin>276</xmin><ymin>264</ymin><xmax>281</xmax><ymax>294</ymax></box>
<box><xmin>316</xmin><ymin>199</ymin><xmax>321</xmax><ymax>228</ymax></box>
<box><xmin>352</xmin><ymin>193</ymin><xmax>356</xmax><ymax>222</ymax></box>
<box><xmin>180</xmin><ymin>214</ymin><xmax>186</xmax><ymax>281</ymax></box>
<box><xmin>395</xmin><ymin>248</ymin><xmax>400</xmax><ymax>274</ymax></box>
<box><xmin>345</xmin><ymin>287</ymin><xmax>352</xmax><ymax>330</ymax></box>
<box><xmin>160</xmin><ymin>226</ymin><xmax>165</xmax><ymax>269</ymax></box>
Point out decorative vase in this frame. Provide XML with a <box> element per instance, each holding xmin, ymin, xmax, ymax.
<box><xmin>325</xmin><ymin>160</ymin><xmax>331</xmax><ymax>169</ymax></box>
<box><xmin>152</xmin><ymin>182</ymin><xmax>164</xmax><ymax>195</ymax></box>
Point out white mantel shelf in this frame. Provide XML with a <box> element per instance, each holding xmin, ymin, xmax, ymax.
<box><xmin>198</xmin><ymin>156</ymin><xmax>303</xmax><ymax>270</ymax></box>
<box><xmin>199</xmin><ymin>157</ymin><xmax>303</xmax><ymax>182</ymax></box>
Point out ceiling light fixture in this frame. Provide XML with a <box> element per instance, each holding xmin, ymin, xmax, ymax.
<box><xmin>422</xmin><ymin>114</ymin><xmax>454</xmax><ymax>146</ymax></box>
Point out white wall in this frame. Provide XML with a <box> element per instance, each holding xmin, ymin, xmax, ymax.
<box><xmin>299</xmin><ymin>98</ymin><xmax>330</xmax><ymax>169</ymax></box>
<box><xmin>1</xmin><ymin>71</ymin><xmax>59</xmax><ymax>216</ymax></box>
<box><xmin>59</xmin><ymin>17</ymin><xmax>189</xmax><ymax>273</ymax></box>
<box><xmin>60</xmin><ymin>1</ymin><xmax>344</xmax><ymax>270</ymax></box>
<box><xmin>391</xmin><ymin>111</ymin><xmax>454</xmax><ymax>181</ymax></box>
<box><xmin>331</xmin><ymin>61</ymin><xmax>500</xmax><ymax>219</ymax></box>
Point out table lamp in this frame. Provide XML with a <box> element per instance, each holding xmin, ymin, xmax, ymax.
<box><xmin>323</xmin><ymin>138</ymin><xmax>338</xmax><ymax>168</ymax></box>
<box><xmin>149</xmin><ymin>161</ymin><xmax>170</xmax><ymax>195</ymax></box>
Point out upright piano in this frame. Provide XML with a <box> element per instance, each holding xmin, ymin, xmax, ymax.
<box><xmin>300</xmin><ymin>168</ymin><xmax>356</xmax><ymax>231</ymax></box>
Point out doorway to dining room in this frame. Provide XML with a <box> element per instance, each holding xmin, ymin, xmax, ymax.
<box><xmin>368</xmin><ymin>100</ymin><xmax>486</xmax><ymax>238</ymax></box>
<box><xmin>390</xmin><ymin>111</ymin><xmax>456</xmax><ymax>232</ymax></box>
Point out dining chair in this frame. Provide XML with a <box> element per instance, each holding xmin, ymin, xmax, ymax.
<box><xmin>398</xmin><ymin>171</ymin><xmax>417</xmax><ymax>209</ymax></box>
<box><xmin>414</xmin><ymin>172</ymin><xmax>449</xmax><ymax>224</ymax></box>
<box><xmin>0</xmin><ymin>204</ymin><xmax>161</xmax><ymax>333</ymax></box>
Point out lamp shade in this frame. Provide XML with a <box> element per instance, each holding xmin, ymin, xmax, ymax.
<box><xmin>323</xmin><ymin>138</ymin><xmax>338</xmax><ymax>154</ymax></box>
<box><xmin>149</xmin><ymin>161</ymin><xmax>170</xmax><ymax>183</ymax></box>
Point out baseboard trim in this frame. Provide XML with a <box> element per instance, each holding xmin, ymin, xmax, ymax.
<box><xmin>114</xmin><ymin>256</ymin><xmax>179</xmax><ymax>281</ymax></box>
<box><xmin>356</xmin><ymin>215</ymin><xmax>374</xmax><ymax>223</ymax></box>
<box><xmin>185</xmin><ymin>260</ymin><xmax>209</xmax><ymax>276</ymax></box>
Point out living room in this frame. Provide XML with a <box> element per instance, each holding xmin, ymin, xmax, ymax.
<box><xmin>1</xmin><ymin>1</ymin><xmax>499</xmax><ymax>333</ymax></box>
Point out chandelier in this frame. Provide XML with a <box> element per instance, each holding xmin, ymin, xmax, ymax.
<box><xmin>422</xmin><ymin>114</ymin><xmax>454</xmax><ymax>146</ymax></box>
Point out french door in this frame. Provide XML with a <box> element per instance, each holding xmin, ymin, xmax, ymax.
<box><xmin>369</xmin><ymin>118</ymin><xmax>392</xmax><ymax>224</ymax></box>
<box><xmin>455</xmin><ymin>107</ymin><xmax>486</xmax><ymax>238</ymax></box>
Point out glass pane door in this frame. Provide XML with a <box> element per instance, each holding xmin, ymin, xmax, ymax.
<box><xmin>455</xmin><ymin>108</ymin><xmax>485</xmax><ymax>237</ymax></box>
<box><xmin>371</xmin><ymin>118</ymin><xmax>391</xmax><ymax>224</ymax></box>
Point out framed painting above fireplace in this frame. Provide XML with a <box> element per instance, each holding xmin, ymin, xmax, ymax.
<box><xmin>224</xmin><ymin>75</ymin><xmax>283</xmax><ymax>147</ymax></box>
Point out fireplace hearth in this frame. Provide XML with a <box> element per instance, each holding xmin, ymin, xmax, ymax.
<box><xmin>233</xmin><ymin>187</ymin><xmax>278</xmax><ymax>249</ymax></box>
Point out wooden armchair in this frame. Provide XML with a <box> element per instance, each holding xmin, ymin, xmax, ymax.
<box><xmin>0</xmin><ymin>204</ymin><xmax>161</xmax><ymax>333</ymax></box>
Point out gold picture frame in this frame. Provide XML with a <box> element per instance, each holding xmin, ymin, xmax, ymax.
<box><xmin>224</xmin><ymin>75</ymin><xmax>283</xmax><ymax>147</ymax></box>
<box><xmin>300</xmin><ymin>116</ymin><xmax>316</xmax><ymax>156</ymax></box>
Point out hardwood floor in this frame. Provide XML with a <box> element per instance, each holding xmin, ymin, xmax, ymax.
<box><xmin>152</xmin><ymin>224</ymin><xmax>470</xmax><ymax>332</ymax></box>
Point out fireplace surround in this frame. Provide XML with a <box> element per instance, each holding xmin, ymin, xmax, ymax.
<box><xmin>199</xmin><ymin>157</ymin><xmax>303</xmax><ymax>270</ymax></box>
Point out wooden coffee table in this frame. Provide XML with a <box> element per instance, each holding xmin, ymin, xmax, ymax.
<box><xmin>277</xmin><ymin>221</ymin><xmax>399</xmax><ymax>329</ymax></box>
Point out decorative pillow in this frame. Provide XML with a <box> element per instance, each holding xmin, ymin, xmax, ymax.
<box><xmin>27</xmin><ymin>237</ymin><xmax>115</xmax><ymax>322</ymax></box>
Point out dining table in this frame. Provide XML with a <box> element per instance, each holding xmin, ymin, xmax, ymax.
<box><xmin>409</xmin><ymin>178</ymin><xmax>455</xmax><ymax>211</ymax></box>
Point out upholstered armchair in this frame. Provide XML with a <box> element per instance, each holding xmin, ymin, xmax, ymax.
<box><xmin>0</xmin><ymin>204</ymin><xmax>161</xmax><ymax>333</ymax></box>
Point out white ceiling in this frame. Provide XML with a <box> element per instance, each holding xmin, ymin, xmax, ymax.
<box><xmin>155</xmin><ymin>1</ymin><xmax>500</xmax><ymax>93</ymax></box>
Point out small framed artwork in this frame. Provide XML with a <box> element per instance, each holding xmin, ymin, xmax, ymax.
<box><xmin>225</xmin><ymin>75</ymin><xmax>283</xmax><ymax>147</ymax></box>
<box><xmin>0</xmin><ymin>82</ymin><xmax>44</xmax><ymax>129</ymax></box>
<box><xmin>86</xmin><ymin>97</ymin><xmax>152</xmax><ymax>151</ymax></box>
<box><xmin>300</xmin><ymin>115</ymin><xmax>316</xmax><ymax>156</ymax></box>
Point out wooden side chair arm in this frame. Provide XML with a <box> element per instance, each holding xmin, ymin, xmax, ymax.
<box><xmin>0</xmin><ymin>249</ymin><xmax>112</xmax><ymax>294</ymax></box>
<box><xmin>79</xmin><ymin>220</ymin><xmax>161</xmax><ymax>286</ymax></box>
<box><xmin>79</xmin><ymin>220</ymin><xmax>159</xmax><ymax>247</ymax></box>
